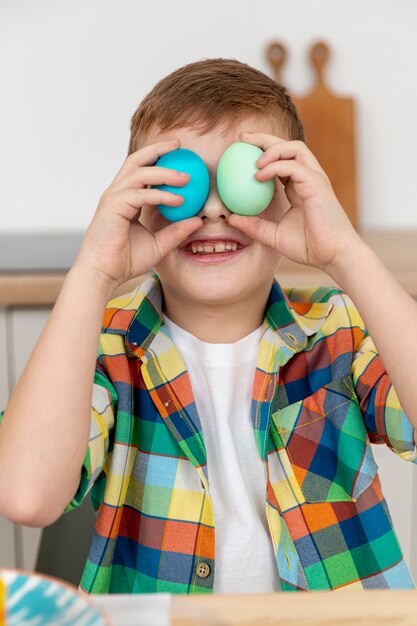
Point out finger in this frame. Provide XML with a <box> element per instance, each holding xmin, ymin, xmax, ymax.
<box><xmin>101</xmin><ymin>188</ymin><xmax>185</xmax><ymax>222</ymax></box>
<box><xmin>241</xmin><ymin>132</ymin><xmax>322</xmax><ymax>173</ymax></box>
<box><xmin>240</xmin><ymin>130</ymin><xmax>287</xmax><ymax>151</ymax></box>
<box><xmin>110</xmin><ymin>139</ymin><xmax>181</xmax><ymax>186</ymax></box>
<box><xmin>258</xmin><ymin>141</ymin><xmax>322</xmax><ymax>173</ymax></box>
<box><xmin>111</xmin><ymin>166</ymin><xmax>190</xmax><ymax>193</ymax></box>
<box><xmin>130</xmin><ymin>216</ymin><xmax>204</xmax><ymax>267</ymax></box>
<box><xmin>257</xmin><ymin>161</ymin><xmax>330</xmax><ymax>205</ymax></box>
<box><xmin>284</xmin><ymin>179</ymin><xmax>300</xmax><ymax>207</ymax></box>
<box><xmin>257</xmin><ymin>160</ymin><xmax>328</xmax><ymax>201</ymax></box>
<box><xmin>227</xmin><ymin>214</ymin><xmax>279</xmax><ymax>250</ymax></box>
<box><xmin>152</xmin><ymin>216</ymin><xmax>204</xmax><ymax>258</ymax></box>
<box><xmin>255</xmin><ymin>159</ymin><xmax>311</xmax><ymax>186</ymax></box>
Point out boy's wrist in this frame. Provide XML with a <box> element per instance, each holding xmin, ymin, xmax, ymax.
<box><xmin>323</xmin><ymin>236</ymin><xmax>375</xmax><ymax>289</ymax></box>
<box><xmin>68</xmin><ymin>261</ymin><xmax>118</xmax><ymax>302</ymax></box>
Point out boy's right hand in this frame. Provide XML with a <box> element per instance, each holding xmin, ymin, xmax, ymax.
<box><xmin>74</xmin><ymin>138</ymin><xmax>203</xmax><ymax>291</ymax></box>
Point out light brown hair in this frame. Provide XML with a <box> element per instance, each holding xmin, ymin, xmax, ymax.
<box><xmin>128</xmin><ymin>58</ymin><xmax>304</xmax><ymax>154</ymax></box>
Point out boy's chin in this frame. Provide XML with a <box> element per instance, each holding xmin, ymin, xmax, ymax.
<box><xmin>160</xmin><ymin>273</ymin><xmax>247</xmax><ymax>303</ymax></box>
<box><xmin>194</xmin><ymin>284</ymin><xmax>241</xmax><ymax>299</ymax></box>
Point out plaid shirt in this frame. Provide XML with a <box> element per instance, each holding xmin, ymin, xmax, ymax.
<box><xmin>65</xmin><ymin>272</ymin><xmax>417</xmax><ymax>594</ymax></box>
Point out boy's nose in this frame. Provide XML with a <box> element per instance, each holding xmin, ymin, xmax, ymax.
<box><xmin>198</xmin><ymin>187</ymin><xmax>232</xmax><ymax>221</ymax></box>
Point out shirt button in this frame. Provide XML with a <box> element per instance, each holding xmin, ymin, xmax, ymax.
<box><xmin>196</xmin><ymin>562</ymin><xmax>211</xmax><ymax>578</ymax></box>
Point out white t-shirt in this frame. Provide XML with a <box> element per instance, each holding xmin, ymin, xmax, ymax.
<box><xmin>163</xmin><ymin>314</ymin><xmax>282</xmax><ymax>594</ymax></box>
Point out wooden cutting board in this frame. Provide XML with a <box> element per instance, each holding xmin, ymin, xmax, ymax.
<box><xmin>266</xmin><ymin>41</ymin><xmax>358</xmax><ymax>226</ymax></box>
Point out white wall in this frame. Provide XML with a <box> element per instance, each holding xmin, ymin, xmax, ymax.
<box><xmin>1</xmin><ymin>0</ymin><xmax>416</xmax><ymax>232</ymax></box>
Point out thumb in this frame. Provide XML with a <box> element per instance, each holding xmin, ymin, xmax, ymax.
<box><xmin>153</xmin><ymin>216</ymin><xmax>203</xmax><ymax>258</ymax></box>
<box><xmin>228</xmin><ymin>214</ymin><xmax>278</xmax><ymax>249</ymax></box>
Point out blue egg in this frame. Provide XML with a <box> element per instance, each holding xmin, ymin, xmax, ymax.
<box><xmin>153</xmin><ymin>149</ymin><xmax>210</xmax><ymax>222</ymax></box>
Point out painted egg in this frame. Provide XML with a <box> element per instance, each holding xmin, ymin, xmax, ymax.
<box><xmin>153</xmin><ymin>148</ymin><xmax>210</xmax><ymax>222</ymax></box>
<box><xmin>216</xmin><ymin>141</ymin><xmax>275</xmax><ymax>215</ymax></box>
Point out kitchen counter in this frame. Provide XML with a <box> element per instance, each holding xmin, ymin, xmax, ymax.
<box><xmin>0</xmin><ymin>230</ymin><xmax>416</xmax><ymax>306</ymax></box>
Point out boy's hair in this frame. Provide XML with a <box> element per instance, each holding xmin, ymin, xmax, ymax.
<box><xmin>128</xmin><ymin>58</ymin><xmax>304</xmax><ymax>154</ymax></box>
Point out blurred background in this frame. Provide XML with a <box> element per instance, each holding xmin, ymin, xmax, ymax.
<box><xmin>1</xmin><ymin>0</ymin><xmax>417</xmax><ymax>588</ymax></box>
<box><xmin>1</xmin><ymin>0</ymin><xmax>417</xmax><ymax>232</ymax></box>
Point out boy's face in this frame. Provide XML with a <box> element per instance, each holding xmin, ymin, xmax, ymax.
<box><xmin>139</xmin><ymin>115</ymin><xmax>290</xmax><ymax>315</ymax></box>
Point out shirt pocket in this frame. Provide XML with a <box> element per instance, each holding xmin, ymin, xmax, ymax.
<box><xmin>271</xmin><ymin>374</ymin><xmax>378</xmax><ymax>503</ymax></box>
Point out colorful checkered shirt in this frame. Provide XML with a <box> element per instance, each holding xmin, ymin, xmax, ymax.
<box><xmin>66</xmin><ymin>271</ymin><xmax>417</xmax><ymax>593</ymax></box>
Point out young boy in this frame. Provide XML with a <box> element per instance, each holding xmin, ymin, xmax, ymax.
<box><xmin>1</xmin><ymin>58</ymin><xmax>417</xmax><ymax>595</ymax></box>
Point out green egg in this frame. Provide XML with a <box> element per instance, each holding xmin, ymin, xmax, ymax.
<box><xmin>216</xmin><ymin>141</ymin><xmax>275</xmax><ymax>215</ymax></box>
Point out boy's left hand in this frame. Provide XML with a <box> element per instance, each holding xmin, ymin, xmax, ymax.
<box><xmin>228</xmin><ymin>131</ymin><xmax>362</xmax><ymax>276</ymax></box>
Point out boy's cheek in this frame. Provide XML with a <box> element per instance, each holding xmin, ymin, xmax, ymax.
<box><xmin>262</xmin><ymin>196</ymin><xmax>289</xmax><ymax>223</ymax></box>
<box><xmin>140</xmin><ymin>205</ymin><xmax>169</xmax><ymax>230</ymax></box>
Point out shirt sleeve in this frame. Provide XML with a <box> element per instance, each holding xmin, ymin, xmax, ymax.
<box><xmin>350</xmin><ymin>328</ymin><xmax>417</xmax><ymax>464</ymax></box>
<box><xmin>65</xmin><ymin>364</ymin><xmax>117</xmax><ymax>512</ymax></box>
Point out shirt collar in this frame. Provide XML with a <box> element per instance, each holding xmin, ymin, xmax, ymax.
<box><xmin>102</xmin><ymin>272</ymin><xmax>333</xmax><ymax>357</ymax></box>
<box><xmin>263</xmin><ymin>280</ymin><xmax>334</xmax><ymax>351</ymax></box>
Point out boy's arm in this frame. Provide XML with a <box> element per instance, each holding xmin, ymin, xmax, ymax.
<box><xmin>326</xmin><ymin>240</ymin><xmax>417</xmax><ymax>442</ymax></box>
<box><xmin>228</xmin><ymin>131</ymin><xmax>417</xmax><ymax>442</ymax></box>
<box><xmin>0</xmin><ymin>138</ymin><xmax>203</xmax><ymax>527</ymax></box>
<box><xmin>0</xmin><ymin>266</ymin><xmax>113</xmax><ymax>526</ymax></box>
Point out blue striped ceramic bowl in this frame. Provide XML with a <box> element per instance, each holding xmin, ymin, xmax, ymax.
<box><xmin>0</xmin><ymin>569</ymin><xmax>109</xmax><ymax>626</ymax></box>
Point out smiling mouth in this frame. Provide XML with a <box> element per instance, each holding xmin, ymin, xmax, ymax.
<box><xmin>179</xmin><ymin>242</ymin><xmax>249</xmax><ymax>264</ymax></box>
<box><xmin>185</xmin><ymin>241</ymin><xmax>243</xmax><ymax>255</ymax></box>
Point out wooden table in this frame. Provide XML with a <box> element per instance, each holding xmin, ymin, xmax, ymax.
<box><xmin>171</xmin><ymin>590</ymin><xmax>417</xmax><ymax>625</ymax></box>
<box><xmin>0</xmin><ymin>230</ymin><xmax>417</xmax><ymax>306</ymax></box>
<box><xmin>87</xmin><ymin>588</ymin><xmax>417</xmax><ymax>625</ymax></box>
